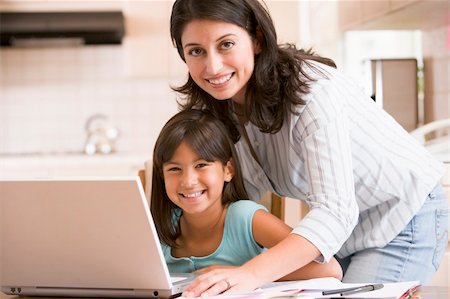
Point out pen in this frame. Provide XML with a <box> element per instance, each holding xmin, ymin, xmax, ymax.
<box><xmin>340</xmin><ymin>283</ymin><xmax>384</xmax><ymax>296</ymax></box>
<box><xmin>322</xmin><ymin>283</ymin><xmax>384</xmax><ymax>296</ymax></box>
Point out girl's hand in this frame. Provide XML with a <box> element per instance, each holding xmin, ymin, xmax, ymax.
<box><xmin>182</xmin><ymin>266</ymin><xmax>260</xmax><ymax>298</ymax></box>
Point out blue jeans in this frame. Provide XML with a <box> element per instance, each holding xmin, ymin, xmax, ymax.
<box><xmin>337</xmin><ymin>184</ymin><xmax>449</xmax><ymax>285</ymax></box>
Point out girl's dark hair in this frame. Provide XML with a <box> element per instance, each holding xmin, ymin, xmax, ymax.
<box><xmin>150</xmin><ymin>109</ymin><xmax>248</xmax><ymax>247</ymax></box>
<box><xmin>170</xmin><ymin>0</ymin><xmax>336</xmax><ymax>142</ymax></box>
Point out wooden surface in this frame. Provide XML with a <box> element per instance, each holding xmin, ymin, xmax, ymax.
<box><xmin>414</xmin><ymin>286</ymin><xmax>449</xmax><ymax>298</ymax></box>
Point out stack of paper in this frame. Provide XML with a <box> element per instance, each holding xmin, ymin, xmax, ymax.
<box><xmin>197</xmin><ymin>277</ymin><xmax>420</xmax><ymax>299</ymax></box>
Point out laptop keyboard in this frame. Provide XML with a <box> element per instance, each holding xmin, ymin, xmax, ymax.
<box><xmin>171</xmin><ymin>276</ymin><xmax>187</xmax><ymax>283</ymax></box>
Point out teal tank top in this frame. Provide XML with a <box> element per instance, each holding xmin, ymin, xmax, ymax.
<box><xmin>161</xmin><ymin>200</ymin><xmax>268</xmax><ymax>273</ymax></box>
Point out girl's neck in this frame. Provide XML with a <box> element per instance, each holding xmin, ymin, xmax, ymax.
<box><xmin>181</xmin><ymin>204</ymin><xmax>227</xmax><ymax>237</ymax></box>
<box><xmin>173</xmin><ymin>205</ymin><xmax>228</xmax><ymax>258</ymax></box>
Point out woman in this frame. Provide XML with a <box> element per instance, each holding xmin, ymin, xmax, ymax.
<box><xmin>169</xmin><ymin>0</ymin><xmax>449</xmax><ymax>296</ymax></box>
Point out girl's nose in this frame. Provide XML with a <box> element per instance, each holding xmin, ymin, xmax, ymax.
<box><xmin>180</xmin><ymin>168</ymin><xmax>198</xmax><ymax>187</ymax></box>
<box><xmin>205</xmin><ymin>52</ymin><xmax>223</xmax><ymax>74</ymax></box>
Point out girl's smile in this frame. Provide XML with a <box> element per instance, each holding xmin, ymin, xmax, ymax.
<box><xmin>163</xmin><ymin>140</ymin><xmax>233</xmax><ymax>215</ymax></box>
<box><xmin>181</xmin><ymin>19</ymin><xmax>261</xmax><ymax>105</ymax></box>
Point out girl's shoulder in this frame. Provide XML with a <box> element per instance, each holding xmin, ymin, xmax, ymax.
<box><xmin>227</xmin><ymin>200</ymin><xmax>268</xmax><ymax>220</ymax></box>
<box><xmin>225</xmin><ymin>200</ymin><xmax>268</xmax><ymax>239</ymax></box>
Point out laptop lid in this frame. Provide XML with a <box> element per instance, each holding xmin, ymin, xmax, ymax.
<box><xmin>0</xmin><ymin>176</ymin><xmax>192</xmax><ymax>298</ymax></box>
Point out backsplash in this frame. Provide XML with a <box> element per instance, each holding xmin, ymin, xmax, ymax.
<box><xmin>0</xmin><ymin>46</ymin><xmax>180</xmax><ymax>155</ymax></box>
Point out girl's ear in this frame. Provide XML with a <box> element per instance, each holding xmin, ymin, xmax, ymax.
<box><xmin>253</xmin><ymin>27</ymin><xmax>263</xmax><ymax>55</ymax></box>
<box><xmin>224</xmin><ymin>159</ymin><xmax>235</xmax><ymax>182</ymax></box>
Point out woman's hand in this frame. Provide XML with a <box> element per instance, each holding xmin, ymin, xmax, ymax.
<box><xmin>183</xmin><ymin>266</ymin><xmax>260</xmax><ymax>297</ymax></box>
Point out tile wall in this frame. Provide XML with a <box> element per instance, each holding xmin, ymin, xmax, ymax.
<box><xmin>0</xmin><ymin>45</ymin><xmax>179</xmax><ymax>155</ymax></box>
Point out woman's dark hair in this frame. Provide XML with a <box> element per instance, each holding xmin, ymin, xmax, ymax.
<box><xmin>170</xmin><ymin>0</ymin><xmax>336</xmax><ymax>141</ymax></box>
<box><xmin>151</xmin><ymin>109</ymin><xmax>248</xmax><ymax>247</ymax></box>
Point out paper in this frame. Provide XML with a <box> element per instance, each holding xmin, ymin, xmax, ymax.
<box><xmin>190</xmin><ymin>278</ymin><xmax>420</xmax><ymax>299</ymax></box>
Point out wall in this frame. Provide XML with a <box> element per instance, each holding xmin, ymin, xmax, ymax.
<box><xmin>0</xmin><ymin>1</ymin><xmax>302</xmax><ymax>159</ymax></box>
<box><xmin>0</xmin><ymin>46</ymin><xmax>178</xmax><ymax>156</ymax></box>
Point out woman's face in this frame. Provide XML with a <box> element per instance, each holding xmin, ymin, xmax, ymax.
<box><xmin>181</xmin><ymin>19</ymin><xmax>261</xmax><ymax>105</ymax></box>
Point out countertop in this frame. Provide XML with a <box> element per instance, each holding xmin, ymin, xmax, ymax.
<box><xmin>0</xmin><ymin>152</ymin><xmax>150</xmax><ymax>177</ymax></box>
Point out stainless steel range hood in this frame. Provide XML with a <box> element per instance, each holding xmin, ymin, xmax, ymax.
<box><xmin>0</xmin><ymin>11</ymin><xmax>125</xmax><ymax>47</ymax></box>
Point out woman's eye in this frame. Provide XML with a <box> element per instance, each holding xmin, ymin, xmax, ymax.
<box><xmin>221</xmin><ymin>41</ymin><xmax>235</xmax><ymax>50</ymax></box>
<box><xmin>188</xmin><ymin>47</ymin><xmax>203</xmax><ymax>57</ymax></box>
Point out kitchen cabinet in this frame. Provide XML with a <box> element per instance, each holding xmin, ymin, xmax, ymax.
<box><xmin>338</xmin><ymin>0</ymin><xmax>392</xmax><ymax>30</ymax></box>
<box><xmin>337</xmin><ymin>0</ymin><xmax>450</xmax><ymax>31</ymax></box>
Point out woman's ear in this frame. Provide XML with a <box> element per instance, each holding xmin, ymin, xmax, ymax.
<box><xmin>224</xmin><ymin>159</ymin><xmax>235</xmax><ymax>182</ymax></box>
<box><xmin>253</xmin><ymin>27</ymin><xmax>263</xmax><ymax>55</ymax></box>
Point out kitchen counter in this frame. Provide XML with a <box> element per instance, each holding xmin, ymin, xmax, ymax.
<box><xmin>0</xmin><ymin>152</ymin><xmax>150</xmax><ymax>177</ymax></box>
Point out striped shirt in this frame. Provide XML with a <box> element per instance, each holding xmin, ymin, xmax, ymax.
<box><xmin>234</xmin><ymin>61</ymin><xmax>445</xmax><ymax>262</ymax></box>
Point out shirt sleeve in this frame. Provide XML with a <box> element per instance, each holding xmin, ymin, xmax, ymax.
<box><xmin>290</xmin><ymin>80</ymin><xmax>359</xmax><ymax>262</ymax></box>
<box><xmin>226</xmin><ymin>200</ymin><xmax>268</xmax><ymax>257</ymax></box>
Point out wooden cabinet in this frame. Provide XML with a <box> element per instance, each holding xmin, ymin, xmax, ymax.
<box><xmin>338</xmin><ymin>1</ymin><xmax>362</xmax><ymax>31</ymax></box>
<box><xmin>338</xmin><ymin>0</ymin><xmax>431</xmax><ymax>30</ymax></box>
<box><xmin>361</xmin><ymin>0</ymin><xmax>390</xmax><ymax>22</ymax></box>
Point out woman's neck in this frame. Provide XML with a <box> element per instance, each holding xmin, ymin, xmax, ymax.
<box><xmin>231</xmin><ymin>101</ymin><xmax>248</xmax><ymax>124</ymax></box>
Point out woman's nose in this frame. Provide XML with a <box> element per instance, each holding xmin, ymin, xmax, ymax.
<box><xmin>205</xmin><ymin>52</ymin><xmax>223</xmax><ymax>74</ymax></box>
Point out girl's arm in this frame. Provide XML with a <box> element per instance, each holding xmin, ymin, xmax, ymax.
<box><xmin>252</xmin><ymin>209</ymin><xmax>342</xmax><ymax>281</ymax></box>
<box><xmin>182</xmin><ymin>218</ymin><xmax>341</xmax><ymax>298</ymax></box>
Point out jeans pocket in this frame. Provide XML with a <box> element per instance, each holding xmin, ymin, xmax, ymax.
<box><xmin>433</xmin><ymin>208</ymin><xmax>449</xmax><ymax>270</ymax></box>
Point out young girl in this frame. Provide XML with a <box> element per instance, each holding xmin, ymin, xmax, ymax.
<box><xmin>169</xmin><ymin>0</ymin><xmax>448</xmax><ymax>296</ymax></box>
<box><xmin>150</xmin><ymin>109</ymin><xmax>342</xmax><ymax>288</ymax></box>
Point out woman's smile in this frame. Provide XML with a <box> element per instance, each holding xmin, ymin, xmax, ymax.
<box><xmin>181</xmin><ymin>19</ymin><xmax>260</xmax><ymax>104</ymax></box>
<box><xmin>206</xmin><ymin>73</ymin><xmax>234</xmax><ymax>87</ymax></box>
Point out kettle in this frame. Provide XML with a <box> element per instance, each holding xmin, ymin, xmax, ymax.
<box><xmin>84</xmin><ymin>114</ymin><xmax>119</xmax><ymax>155</ymax></box>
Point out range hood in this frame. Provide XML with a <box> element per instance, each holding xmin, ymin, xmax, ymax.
<box><xmin>0</xmin><ymin>11</ymin><xmax>125</xmax><ymax>47</ymax></box>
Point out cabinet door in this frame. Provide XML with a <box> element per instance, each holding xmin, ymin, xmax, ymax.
<box><xmin>390</xmin><ymin>0</ymin><xmax>419</xmax><ymax>10</ymax></box>
<box><xmin>361</xmin><ymin>0</ymin><xmax>390</xmax><ymax>22</ymax></box>
<box><xmin>338</xmin><ymin>1</ymin><xmax>362</xmax><ymax>30</ymax></box>
<box><xmin>371</xmin><ymin>59</ymin><xmax>418</xmax><ymax>132</ymax></box>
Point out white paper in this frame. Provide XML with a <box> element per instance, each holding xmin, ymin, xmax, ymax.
<box><xmin>189</xmin><ymin>278</ymin><xmax>420</xmax><ymax>299</ymax></box>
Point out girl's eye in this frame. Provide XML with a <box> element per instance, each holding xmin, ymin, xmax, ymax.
<box><xmin>165</xmin><ymin>166</ymin><xmax>180</xmax><ymax>172</ymax></box>
<box><xmin>188</xmin><ymin>47</ymin><xmax>204</xmax><ymax>57</ymax></box>
<box><xmin>221</xmin><ymin>40</ymin><xmax>235</xmax><ymax>50</ymax></box>
<box><xmin>195</xmin><ymin>162</ymin><xmax>209</xmax><ymax>168</ymax></box>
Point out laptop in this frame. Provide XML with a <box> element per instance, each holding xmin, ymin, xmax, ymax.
<box><xmin>0</xmin><ymin>176</ymin><xmax>194</xmax><ymax>298</ymax></box>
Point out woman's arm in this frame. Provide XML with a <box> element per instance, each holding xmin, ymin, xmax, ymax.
<box><xmin>252</xmin><ymin>209</ymin><xmax>342</xmax><ymax>280</ymax></box>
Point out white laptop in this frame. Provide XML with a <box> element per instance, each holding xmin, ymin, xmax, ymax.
<box><xmin>0</xmin><ymin>176</ymin><xmax>194</xmax><ymax>298</ymax></box>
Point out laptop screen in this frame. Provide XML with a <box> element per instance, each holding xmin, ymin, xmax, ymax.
<box><xmin>0</xmin><ymin>177</ymin><xmax>184</xmax><ymax>297</ymax></box>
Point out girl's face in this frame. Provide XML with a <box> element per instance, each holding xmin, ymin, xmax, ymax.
<box><xmin>162</xmin><ymin>140</ymin><xmax>234</xmax><ymax>216</ymax></box>
<box><xmin>181</xmin><ymin>19</ymin><xmax>261</xmax><ymax>105</ymax></box>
